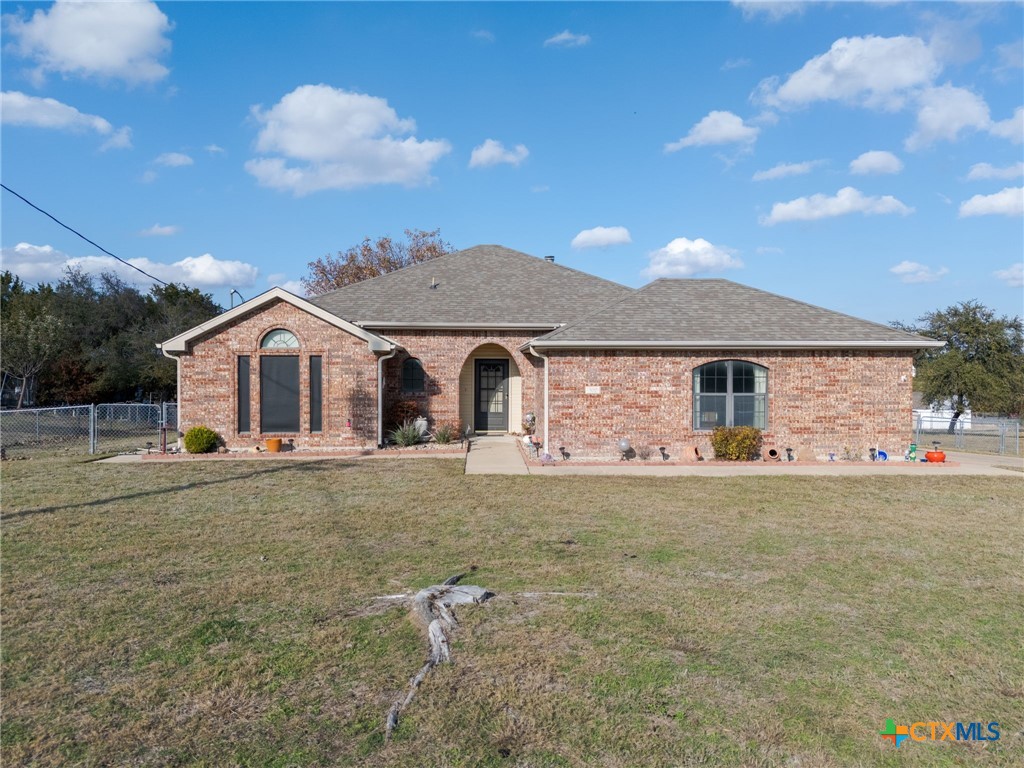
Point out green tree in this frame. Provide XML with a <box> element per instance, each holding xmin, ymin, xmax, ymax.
<box><xmin>301</xmin><ymin>228</ymin><xmax>454</xmax><ymax>295</ymax></box>
<box><xmin>901</xmin><ymin>301</ymin><xmax>1024</xmax><ymax>430</ymax></box>
<box><xmin>0</xmin><ymin>288</ymin><xmax>64</xmax><ymax>407</ymax></box>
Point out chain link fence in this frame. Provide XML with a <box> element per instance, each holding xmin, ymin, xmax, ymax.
<box><xmin>0</xmin><ymin>403</ymin><xmax>178</xmax><ymax>458</ymax></box>
<box><xmin>913</xmin><ymin>415</ymin><xmax>1020</xmax><ymax>456</ymax></box>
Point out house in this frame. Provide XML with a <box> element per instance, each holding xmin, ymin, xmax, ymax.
<box><xmin>159</xmin><ymin>245</ymin><xmax>943</xmax><ymax>459</ymax></box>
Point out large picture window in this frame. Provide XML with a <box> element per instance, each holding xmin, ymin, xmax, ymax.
<box><xmin>261</xmin><ymin>356</ymin><xmax>300</xmax><ymax>432</ymax></box>
<box><xmin>693</xmin><ymin>361</ymin><xmax>767</xmax><ymax>430</ymax></box>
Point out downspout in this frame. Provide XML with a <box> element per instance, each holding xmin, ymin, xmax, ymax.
<box><xmin>158</xmin><ymin>344</ymin><xmax>182</xmax><ymax>450</ymax></box>
<box><xmin>527</xmin><ymin>345</ymin><xmax>550</xmax><ymax>455</ymax></box>
<box><xmin>377</xmin><ymin>347</ymin><xmax>398</xmax><ymax>448</ymax></box>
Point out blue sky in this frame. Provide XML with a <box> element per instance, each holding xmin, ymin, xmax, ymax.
<box><xmin>2</xmin><ymin>0</ymin><xmax>1022</xmax><ymax>326</ymax></box>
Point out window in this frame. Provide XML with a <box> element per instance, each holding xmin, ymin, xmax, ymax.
<box><xmin>237</xmin><ymin>356</ymin><xmax>251</xmax><ymax>433</ymax></box>
<box><xmin>261</xmin><ymin>329</ymin><xmax>299</xmax><ymax>349</ymax></box>
<box><xmin>693</xmin><ymin>361</ymin><xmax>766</xmax><ymax>430</ymax></box>
<box><xmin>402</xmin><ymin>358</ymin><xmax>425</xmax><ymax>393</ymax></box>
<box><xmin>261</xmin><ymin>356</ymin><xmax>300</xmax><ymax>432</ymax></box>
<box><xmin>309</xmin><ymin>356</ymin><xmax>322</xmax><ymax>433</ymax></box>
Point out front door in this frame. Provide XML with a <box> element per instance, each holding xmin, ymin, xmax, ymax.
<box><xmin>475</xmin><ymin>359</ymin><xmax>509</xmax><ymax>432</ymax></box>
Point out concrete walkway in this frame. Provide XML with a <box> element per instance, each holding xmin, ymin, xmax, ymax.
<box><xmin>464</xmin><ymin>435</ymin><xmax>529</xmax><ymax>475</ymax></box>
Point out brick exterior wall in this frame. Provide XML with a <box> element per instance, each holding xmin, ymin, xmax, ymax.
<box><xmin>178</xmin><ymin>303</ymin><xmax>915</xmax><ymax>459</ymax></box>
<box><xmin>380</xmin><ymin>329</ymin><xmax>543</xmax><ymax>433</ymax></box>
<box><xmin>178</xmin><ymin>299</ymin><xmax>379</xmax><ymax>449</ymax></box>
<box><xmin>544</xmin><ymin>349</ymin><xmax>915</xmax><ymax>460</ymax></box>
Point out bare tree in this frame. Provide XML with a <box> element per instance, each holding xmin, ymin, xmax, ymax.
<box><xmin>301</xmin><ymin>228</ymin><xmax>454</xmax><ymax>296</ymax></box>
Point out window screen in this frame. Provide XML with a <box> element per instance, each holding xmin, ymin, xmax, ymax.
<box><xmin>310</xmin><ymin>356</ymin><xmax>322</xmax><ymax>433</ymax></box>
<box><xmin>261</xmin><ymin>356</ymin><xmax>300</xmax><ymax>432</ymax></box>
<box><xmin>237</xmin><ymin>356</ymin><xmax>250</xmax><ymax>433</ymax></box>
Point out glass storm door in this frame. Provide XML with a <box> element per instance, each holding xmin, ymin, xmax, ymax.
<box><xmin>475</xmin><ymin>359</ymin><xmax>509</xmax><ymax>432</ymax></box>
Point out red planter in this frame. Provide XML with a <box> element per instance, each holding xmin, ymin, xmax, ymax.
<box><xmin>925</xmin><ymin>450</ymin><xmax>946</xmax><ymax>463</ymax></box>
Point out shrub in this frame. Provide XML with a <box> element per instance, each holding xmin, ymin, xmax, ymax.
<box><xmin>711</xmin><ymin>426</ymin><xmax>762</xmax><ymax>461</ymax></box>
<box><xmin>387</xmin><ymin>399</ymin><xmax>420</xmax><ymax>429</ymax></box>
<box><xmin>636</xmin><ymin>445</ymin><xmax>653</xmax><ymax>461</ymax></box>
<box><xmin>389</xmin><ymin>420</ymin><xmax>421</xmax><ymax>447</ymax></box>
<box><xmin>431</xmin><ymin>422</ymin><xmax>459</xmax><ymax>445</ymax></box>
<box><xmin>183</xmin><ymin>425</ymin><xmax>220</xmax><ymax>454</ymax></box>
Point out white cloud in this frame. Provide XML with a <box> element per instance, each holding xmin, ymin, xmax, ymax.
<box><xmin>989</xmin><ymin>106</ymin><xmax>1024</xmax><ymax>144</ymax></box>
<box><xmin>732</xmin><ymin>1</ymin><xmax>806</xmax><ymax>22</ymax></box>
<box><xmin>204</xmin><ymin>144</ymin><xmax>225</xmax><ymax>154</ymax></box>
<box><xmin>905</xmin><ymin>84</ymin><xmax>991</xmax><ymax>151</ymax></box>
<box><xmin>544</xmin><ymin>30</ymin><xmax>590</xmax><ymax>48</ymax></box>
<box><xmin>4</xmin><ymin>0</ymin><xmax>172</xmax><ymax>85</ymax></box>
<box><xmin>756</xmin><ymin>246</ymin><xmax>783</xmax><ymax>255</ymax></box>
<box><xmin>757</xmin><ymin>35</ymin><xmax>939</xmax><ymax>111</ymax></box>
<box><xmin>850</xmin><ymin>150</ymin><xmax>903</xmax><ymax>175</ymax></box>
<box><xmin>958</xmin><ymin>187</ymin><xmax>1024</xmax><ymax>218</ymax></box>
<box><xmin>643</xmin><ymin>237</ymin><xmax>743</xmax><ymax>278</ymax></box>
<box><xmin>889</xmin><ymin>260</ymin><xmax>949</xmax><ymax>284</ymax></box>
<box><xmin>0</xmin><ymin>242</ymin><xmax>258</xmax><ymax>289</ymax></box>
<box><xmin>995</xmin><ymin>40</ymin><xmax>1023</xmax><ymax>75</ymax></box>
<box><xmin>721</xmin><ymin>57</ymin><xmax>751</xmax><ymax>71</ymax></box>
<box><xmin>994</xmin><ymin>263</ymin><xmax>1023</xmax><ymax>288</ymax></box>
<box><xmin>570</xmin><ymin>226</ymin><xmax>632</xmax><ymax>250</ymax></box>
<box><xmin>752</xmin><ymin>160</ymin><xmax>820</xmax><ymax>181</ymax></box>
<box><xmin>267</xmin><ymin>273</ymin><xmax>305</xmax><ymax>295</ymax></box>
<box><xmin>154</xmin><ymin>152</ymin><xmax>193</xmax><ymax>167</ymax></box>
<box><xmin>245</xmin><ymin>84</ymin><xmax>451</xmax><ymax>195</ymax></box>
<box><xmin>471</xmin><ymin>29</ymin><xmax>495</xmax><ymax>43</ymax></box>
<box><xmin>139</xmin><ymin>223</ymin><xmax>180</xmax><ymax>237</ymax></box>
<box><xmin>469</xmin><ymin>139</ymin><xmax>529</xmax><ymax>168</ymax></box>
<box><xmin>665</xmin><ymin>110</ymin><xmax>759</xmax><ymax>151</ymax></box>
<box><xmin>966</xmin><ymin>162</ymin><xmax>1024</xmax><ymax>181</ymax></box>
<box><xmin>140</xmin><ymin>169</ymin><xmax>158</xmax><ymax>184</ymax></box>
<box><xmin>0</xmin><ymin>90</ymin><xmax>132</xmax><ymax>150</ymax></box>
<box><xmin>761</xmin><ymin>186</ymin><xmax>914</xmax><ymax>225</ymax></box>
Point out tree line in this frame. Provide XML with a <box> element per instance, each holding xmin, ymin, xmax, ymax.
<box><xmin>1</xmin><ymin>270</ymin><xmax>220</xmax><ymax>407</ymax></box>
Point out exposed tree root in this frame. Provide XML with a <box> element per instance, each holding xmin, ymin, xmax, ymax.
<box><xmin>384</xmin><ymin>569</ymin><xmax>494</xmax><ymax>740</ymax></box>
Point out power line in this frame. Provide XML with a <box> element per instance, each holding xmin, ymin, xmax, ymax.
<box><xmin>1</xmin><ymin>182</ymin><xmax>169</xmax><ymax>286</ymax></box>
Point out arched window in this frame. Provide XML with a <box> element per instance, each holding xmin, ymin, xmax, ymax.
<box><xmin>402</xmin><ymin>358</ymin><xmax>426</xmax><ymax>393</ymax></box>
<box><xmin>693</xmin><ymin>361</ymin><xmax>767</xmax><ymax>430</ymax></box>
<box><xmin>261</xmin><ymin>329</ymin><xmax>299</xmax><ymax>349</ymax></box>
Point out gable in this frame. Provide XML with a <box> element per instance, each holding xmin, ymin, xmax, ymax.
<box><xmin>159</xmin><ymin>287</ymin><xmax>394</xmax><ymax>355</ymax></box>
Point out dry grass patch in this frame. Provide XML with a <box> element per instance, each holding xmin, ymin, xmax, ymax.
<box><xmin>2</xmin><ymin>456</ymin><xmax>1022</xmax><ymax>766</ymax></box>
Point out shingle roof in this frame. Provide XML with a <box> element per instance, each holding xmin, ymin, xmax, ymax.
<box><xmin>531</xmin><ymin>279</ymin><xmax>943</xmax><ymax>349</ymax></box>
<box><xmin>307</xmin><ymin>245</ymin><xmax>633</xmax><ymax>327</ymax></box>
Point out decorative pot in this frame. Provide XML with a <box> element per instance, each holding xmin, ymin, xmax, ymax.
<box><xmin>265</xmin><ymin>438</ymin><xmax>282</xmax><ymax>453</ymax></box>
<box><xmin>925</xmin><ymin>449</ymin><xmax>945</xmax><ymax>463</ymax></box>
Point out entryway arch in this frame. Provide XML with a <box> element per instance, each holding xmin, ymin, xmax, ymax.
<box><xmin>458</xmin><ymin>343</ymin><xmax>522</xmax><ymax>434</ymax></box>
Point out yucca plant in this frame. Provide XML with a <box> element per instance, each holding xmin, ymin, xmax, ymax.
<box><xmin>389</xmin><ymin>420</ymin><xmax>421</xmax><ymax>447</ymax></box>
<box><xmin>431</xmin><ymin>422</ymin><xmax>459</xmax><ymax>445</ymax></box>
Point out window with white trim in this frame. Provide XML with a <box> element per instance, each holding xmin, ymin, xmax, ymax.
<box><xmin>261</xmin><ymin>329</ymin><xmax>299</xmax><ymax>349</ymax></box>
<box><xmin>693</xmin><ymin>360</ymin><xmax>767</xmax><ymax>430</ymax></box>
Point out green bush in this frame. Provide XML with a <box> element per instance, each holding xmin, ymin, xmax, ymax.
<box><xmin>389</xmin><ymin>420</ymin><xmax>421</xmax><ymax>447</ymax></box>
<box><xmin>183</xmin><ymin>425</ymin><xmax>220</xmax><ymax>454</ymax></box>
<box><xmin>431</xmin><ymin>422</ymin><xmax>460</xmax><ymax>445</ymax></box>
<box><xmin>711</xmin><ymin>426</ymin><xmax>762</xmax><ymax>461</ymax></box>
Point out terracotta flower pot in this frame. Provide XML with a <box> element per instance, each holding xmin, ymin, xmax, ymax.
<box><xmin>265</xmin><ymin>438</ymin><xmax>283</xmax><ymax>453</ymax></box>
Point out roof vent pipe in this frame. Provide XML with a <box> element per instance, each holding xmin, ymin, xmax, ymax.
<box><xmin>544</xmin><ymin>255</ymin><xmax>555</xmax><ymax>263</ymax></box>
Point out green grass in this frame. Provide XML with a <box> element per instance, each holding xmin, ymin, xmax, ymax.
<box><xmin>2</xmin><ymin>456</ymin><xmax>1022</xmax><ymax>766</ymax></box>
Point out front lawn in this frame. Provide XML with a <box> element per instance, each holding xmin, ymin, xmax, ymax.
<box><xmin>2</xmin><ymin>457</ymin><xmax>1021</xmax><ymax>766</ymax></box>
